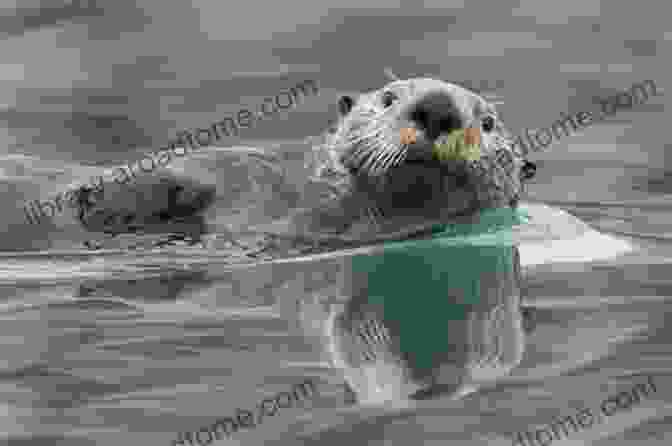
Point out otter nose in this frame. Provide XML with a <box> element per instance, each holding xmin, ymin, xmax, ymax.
<box><xmin>407</xmin><ymin>92</ymin><xmax>464</xmax><ymax>141</ymax></box>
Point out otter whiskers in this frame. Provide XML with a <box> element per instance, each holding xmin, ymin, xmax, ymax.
<box><xmin>376</xmin><ymin>142</ymin><xmax>406</xmax><ymax>176</ymax></box>
<box><xmin>340</xmin><ymin>118</ymin><xmax>409</xmax><ymax>177</ymax></box>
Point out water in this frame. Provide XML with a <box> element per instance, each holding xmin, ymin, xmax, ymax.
<box><xmin>1</xmin><ymin>2</ymin><xmax>671</xmax><ymax>442</ymax></box>
<box><xmin>2</xmin><ymin>115</ymin><xmax>671</xmax><ymax>445</ymax></box>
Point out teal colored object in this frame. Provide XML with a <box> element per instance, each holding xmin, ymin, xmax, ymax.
<box><xmin>351</xmin><ymin>207</ymin><xmax>530</xmax><ymax>371</ymax></box>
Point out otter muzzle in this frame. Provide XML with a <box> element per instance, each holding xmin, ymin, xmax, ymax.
<box><xmin>433</xmin><ymin>128</ymin><xmax>481</xmax><ymax>162</ymax></box>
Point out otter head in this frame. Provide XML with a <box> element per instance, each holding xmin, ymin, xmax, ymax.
<box><xmin>322</xmin><ymin>77</ymin><xmax>534</xmax><ymax>237</ymax></box>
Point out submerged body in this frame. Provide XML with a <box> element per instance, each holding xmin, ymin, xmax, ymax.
<box><xmin>328</xmin><ymin>210</ymin><xmax>527</xmax><ymax>403</ymax></box>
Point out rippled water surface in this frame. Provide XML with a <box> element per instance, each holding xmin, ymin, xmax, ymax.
<box><xmin>2</xmin><ymin>136</ymin><xmax>670</xmax><ymax>446</ymax></box>
<box><xmin>1</xmin><ymin>2</ymin><xmax>671</xmax><ymax>445</ymax></box>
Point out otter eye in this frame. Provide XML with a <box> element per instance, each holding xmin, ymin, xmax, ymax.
<box><xmin>381</xmin><ymin>91</ymin><xmax>398</xmax><ymax>108</ymax></box>
<box><xmin>338</xmin><ymin>95</ymin><xmax>355</xmax><ymax>116</ymax></box>
<box><xmin>482</xmin><ymin>115</ymin><xmax>495</xmax><ymax>133</ymax></box>
<box><xmin>521</xmin><ymin>160</ymin><xmax>537</xmax><ymax>180</ymax></box>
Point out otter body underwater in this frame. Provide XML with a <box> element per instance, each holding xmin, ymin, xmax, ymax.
<box><xmin>274</xmin><ymin>77</ymin><xmax>541</xmax><ymax>404</ymax></box>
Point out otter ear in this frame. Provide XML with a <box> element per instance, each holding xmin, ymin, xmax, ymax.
<box><xmin>338</xmin><ymin>95</ymin><xmax>355</xmax><ymax>117</ymax></box>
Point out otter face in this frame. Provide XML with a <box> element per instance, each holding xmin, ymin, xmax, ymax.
<box><xmin>329</xmin><ymin>78</ymin><xmax>531</xmax><ymax>225</ymax></box>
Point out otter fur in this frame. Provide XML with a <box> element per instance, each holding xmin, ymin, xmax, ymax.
<box><xmin>283</xmin><ymin>77</ymin><xmax>537</xmax><ymax>404</ymax></box>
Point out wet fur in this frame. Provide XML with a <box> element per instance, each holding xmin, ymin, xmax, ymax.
<box><xmin>297</xmin><ymin>77</ymin><xmax>530</xmax><ymax>244</ymax></box>
<box><xmin>73</xmin><ymin>174</ymin><xmax>216</xmax><ymax>249</ymax></box>
<box><xmin>309</xmin><ymin>77</ymin><xmax>533</xmax><ymax>404</ymax></box>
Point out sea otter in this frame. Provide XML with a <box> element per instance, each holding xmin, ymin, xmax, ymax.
<box><xmin>282</xmin><ymin>77</ymin><xmax>538</xmax><ymax>404</ymax></box>
<box><xmin>61</xmin><ymin>75</ymin><xmax>537</xmax><ymax>402</ymax></box>
<box><xmin>261</xmin><ymin>77</ymin><xmax>536</xmax><ymax>247</ymax></box>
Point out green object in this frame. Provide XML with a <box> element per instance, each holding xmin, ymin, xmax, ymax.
<box><xmin>351</xmin><ymin>207</ymin><xmax>530</xmax><ymax>371</ymax></box>
<box><xmin>433</xmin><ymin>128</ymin><xmax>481</xmax><ymax>161</ymax></box>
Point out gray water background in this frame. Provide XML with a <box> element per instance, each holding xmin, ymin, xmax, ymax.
<box><xmin>0</xmin><ymin>1</ymin><xmax>671</xmax><ymax>444</ymax></box>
